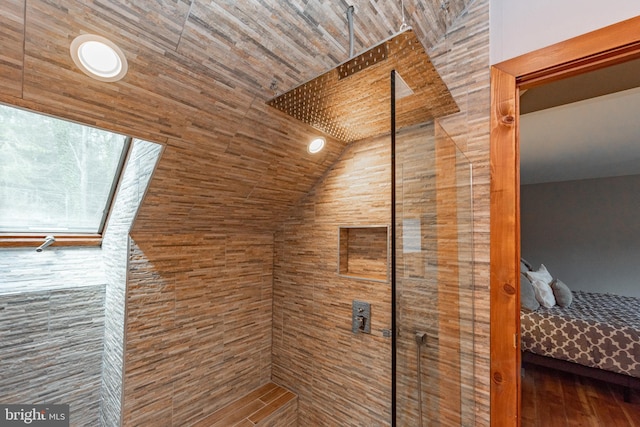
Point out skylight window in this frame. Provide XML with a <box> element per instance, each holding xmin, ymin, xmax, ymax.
<box><xmin>0</xmin><ymin>104</ymin><xmax>129</xmax><ymax>234</ymax></box>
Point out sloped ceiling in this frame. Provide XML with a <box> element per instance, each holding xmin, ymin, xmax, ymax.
<box><xmin>0</xmin><ymin>0</ymin><xmax>469</xmax><ymax>233</ymax></box>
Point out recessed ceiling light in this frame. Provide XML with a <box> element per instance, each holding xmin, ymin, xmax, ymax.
<box><xmin>70</xmin><ymin>34</ymin><xmax>128</xmax><ymax>82</ymax></box>
<box><xmin>308</xmin><ymin>137</ymin><xmax>325</xmax><ymax>154</ymax></box>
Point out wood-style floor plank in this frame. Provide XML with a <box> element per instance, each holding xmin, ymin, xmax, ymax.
<box><xmin>522</xmin><ymin>364</ymin><xmax>640</xmax><ymax>427</ymax></box>
<box><xmin>190</xmin><ymin>383</ymin><xmax>296</xmax><ymax>427</ymax></box>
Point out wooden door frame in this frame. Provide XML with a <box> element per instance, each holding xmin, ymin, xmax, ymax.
<box><xmin>490</xmin><ymin>15</ymin><xmax>640</xmax><ymax>426</ymax></box>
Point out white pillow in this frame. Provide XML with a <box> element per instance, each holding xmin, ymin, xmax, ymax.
<box><xmin>531</xmin><ymin>279</ymin><xmax>556</xmax><ymax>308</ymax></box>
<box><xmin>525</xmin><ymin>264</ymin><xmax>553</xmax><ymax>285</ymax></box>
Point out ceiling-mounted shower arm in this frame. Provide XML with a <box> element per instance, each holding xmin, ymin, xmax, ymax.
<box><xmin>346</xmin><ymin>5</ymin><xmax>355</xmax><ymax>58</ymax></box>
<box><xmin>399</xmin><ymin>0</ymin><xmax>408</xmax><ymax>32</ymax></box>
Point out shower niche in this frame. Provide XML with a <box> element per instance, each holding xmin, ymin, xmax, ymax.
<box><xmin>338</xmin><ymin>226</ymin><xmax>389</xmax><ymax>282</ymax></box>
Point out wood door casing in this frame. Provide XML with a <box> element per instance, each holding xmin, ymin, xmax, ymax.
<box><xmin>490</xmin><ymin>15</ymin><xmax>640</xmax><ymax>427</ymax></box>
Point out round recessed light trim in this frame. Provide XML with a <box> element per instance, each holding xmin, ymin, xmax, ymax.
<box><xmin>308</xmin><ymin>137</ymin><xmax>325</xmax><ymax>154</ymax></box>
<box><xmin>70</xmin><ymin>34</ymin><xmax>128</xmax><ymax>82</ymax></box>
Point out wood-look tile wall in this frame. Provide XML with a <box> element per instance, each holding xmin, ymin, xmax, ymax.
<box><xmin>0</xmin><ymin>0</ymin><xmax>489</xmax><ymax>425</ymax></box>
<box><xmin>0</xmin><ymin>139</ymin><xmax>160</xmax><ymax>427</ymax></box>
<box><xmin>0</xmin><ymin>248</ymin><xmax>105</xmax><ymax>427</ymax></box>
<box><xmin>100</xmin><ymin>139</ymin><xmax>162</xmax><ymax>427</ymax></box>
<box><xmin>429</xmin><ymin>1</ymin><xmax>491</xmax><ymax>425</ymax></box>
<box><xmin>123</xmin><ymin>232</ymin><xmax>274</xmax><ymax>426</ymax></box>
<box><xmin>0</xmin><ymin>285</ymin><xmax>106</xmax><ymax>427</ymax></box>
<box><xmin>273</xmin><ymin>134</ymin><xmax>393</xmax><ymax>426</ymax></box>
<box><xmin>271</xmin><ymin>121</ymin><xmax>478</xmax><ymax>426</ymax></box>
<box><xmin>1</xmin><ymin>0</ymin><xmax>357</xmax><ymax>235</ymax></box>
<box><xmin>0</xmin><ymin>1</ymin><xmax>360</xmax><ymax>424</ymax></box>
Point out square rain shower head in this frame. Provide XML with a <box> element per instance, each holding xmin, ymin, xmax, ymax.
<box><xmin>267</xmin><ymin>29</ymin><xmax>459</xmax><ymax>143</ymax></box>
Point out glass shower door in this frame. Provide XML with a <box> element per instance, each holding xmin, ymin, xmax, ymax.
<box><xmin>394</xmin><ymin>119</ymin><xmax>475</xmax><ymax>426</ymax></box>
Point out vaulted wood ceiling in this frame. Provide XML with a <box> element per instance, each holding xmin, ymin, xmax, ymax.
<box><xmin>0</xmin><ymin>0</ymin><xmax>469</xmax><ymax>233</ymax></box>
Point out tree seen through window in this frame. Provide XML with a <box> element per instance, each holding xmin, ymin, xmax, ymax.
<box><xmin>0</xmin><ymin>104</ymin><xmax>128</xmax><ymax>233</ymax></box>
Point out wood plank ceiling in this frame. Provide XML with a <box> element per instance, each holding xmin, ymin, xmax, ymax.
<box><xmin>0</xmin><ymin>0</ymin><xmax>470</xmax><ymax>233</ymax></box>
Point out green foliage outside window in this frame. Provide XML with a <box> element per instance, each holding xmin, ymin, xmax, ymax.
<box><xmin>0</xmin><ymin>104</ymin><xmax>128</xmax><ymax>233</ymax></box>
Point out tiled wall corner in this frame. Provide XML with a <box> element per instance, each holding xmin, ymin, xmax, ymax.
<box><xmin>122</xmin><ymin>231</ymin><xmax>274</xmax><ymax>426</ymax></box>
<box><xmin>100</xmin><ymin>139</ymin><xmax>162</xmax><ymax>427</ymax></box>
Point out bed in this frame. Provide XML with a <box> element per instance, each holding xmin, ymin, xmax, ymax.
<box><xmin>520</xmin><ymin>289</ymin><xmax>640</xmax><ymax>401</ymax></box>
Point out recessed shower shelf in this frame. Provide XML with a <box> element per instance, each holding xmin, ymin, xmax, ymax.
<box><xmin>338</xmin><ymin>226</ymin><xmax>389</xmax><ymax>282</ymax></box>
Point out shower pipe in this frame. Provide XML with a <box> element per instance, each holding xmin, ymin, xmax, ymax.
<box><xmin>347</xmin><ymin>5</ymin><xmax>355</xmax><ymax>58</ymax></box>
<box><xmin>399</xmin><ymin>0</ymin><xmax>408</xmax><ymax>32</ymax></box>
<box><xmin>415</xmin><ymin>332</ymin><xmax>427</xmax><ymax>427</ymax></box>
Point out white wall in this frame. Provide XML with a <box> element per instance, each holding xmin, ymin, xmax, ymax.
<box><xmin>490</xmin><ymin>0</ymin><xmax>640</xmax><ymax>63</ymax></box>
<box><xmin>521</xmin><ymin>175</ymin><xmax>640</xmax><ymax>298</ymax></box>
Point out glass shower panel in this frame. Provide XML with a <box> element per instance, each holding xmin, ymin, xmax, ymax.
<box><xmin>395</xmin><ymin>121</ymin><xmax>474</xmax><ymax>426</ymax></box>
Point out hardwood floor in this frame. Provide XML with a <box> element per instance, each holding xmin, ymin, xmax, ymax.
<box><xmin>521</xmin><ymin>363</ymin><xmax>640</xmax><ymax>426</ymax></box>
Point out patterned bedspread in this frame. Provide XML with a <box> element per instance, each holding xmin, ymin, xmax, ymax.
<box><xmin>521</xmin><ymin>291</ymin><xmax>640</xmax><ymax>378</ymax></box>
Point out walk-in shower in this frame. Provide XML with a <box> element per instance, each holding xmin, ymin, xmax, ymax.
<box><xmin>267</xmin><ymin>22</ymin><xmax>474</xmax><ymax>426</ymax></box>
